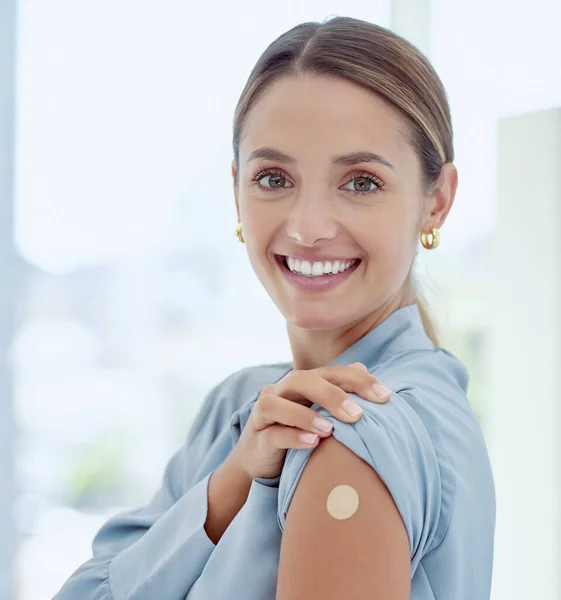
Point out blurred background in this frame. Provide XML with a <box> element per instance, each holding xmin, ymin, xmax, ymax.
<box><xmin>1</xmin><ymin>0</ymin><xmax>560</xmax><ymax>598</ymax></box>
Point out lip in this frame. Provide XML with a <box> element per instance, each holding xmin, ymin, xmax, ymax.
<box><xmin>275</xmin><ymin>254</ymin><xmax>361</xmax><ymax>293</ymax></box>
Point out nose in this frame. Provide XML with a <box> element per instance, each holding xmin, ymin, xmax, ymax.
<box><xmin>286</xmin><ymin>194</ymin><xmax>339</xmax><ymax>246</ymax></box>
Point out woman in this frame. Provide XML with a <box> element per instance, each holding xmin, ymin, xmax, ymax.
<box><xmin>56</xmin><ymin>16</ymin><xmax>495</xmax><ymax>600</ymax></box>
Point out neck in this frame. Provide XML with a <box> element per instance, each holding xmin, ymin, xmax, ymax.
<box><xmin>286</xmin><ymin>288</ymin><xmax>415</xmax><ymax>371</ymax></box>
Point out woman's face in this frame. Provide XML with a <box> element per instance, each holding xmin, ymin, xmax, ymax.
<box><xmin>232</xmin><ymin>74</ymin><xmax>445</xmax><ymax>330</ymax></box>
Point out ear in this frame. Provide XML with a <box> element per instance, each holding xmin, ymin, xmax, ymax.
<box><xmin>422</xmin><ymin>162</ymin><xmax>458</xmax><ymax>230</ymax></box>
<box><xmin>232</xmin><ymin>160</ymin><xmax>241</xmax><ymax>222</ymax></box>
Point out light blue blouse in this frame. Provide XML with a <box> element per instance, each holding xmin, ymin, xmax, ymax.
<box><xmin>55</xmin><ymin>303</ymin><xmax>495</xmax><ymax>599</ymax></box>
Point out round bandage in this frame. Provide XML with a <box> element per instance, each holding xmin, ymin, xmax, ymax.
<box><xmin>326</xmin><ymin>484</ymin><xmax>359</xmax><ymax>520</ymax></box>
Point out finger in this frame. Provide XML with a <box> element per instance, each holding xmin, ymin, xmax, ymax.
<box><xmin>273</xmin><ymin>370</ymin><xmax>364</xmax><ymax>423</ymax></box>
<box><xmin>318</xmin><ymin>364</ymin><xmax>392</xmax><ymax>403</ymax></box>
<box><xmin>348</xmin><ymin>362</ymin><xmax>368</xmax><ymax>371</ymax></box>
<box><xmin>265</xmin><ymin>424</ymin><xmax>321</xmax><ymax>450</ymax></box>
<box><xmin>254</xmin><ymin>393</ymin><xmax>334</xmax><ymax>437</ymax></box>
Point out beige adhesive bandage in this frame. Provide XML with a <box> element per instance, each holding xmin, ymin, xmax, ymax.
<box><xmin>326</xmin><ymin>484</ymin><xmax>359</xmax><ymax>520</ymax></box>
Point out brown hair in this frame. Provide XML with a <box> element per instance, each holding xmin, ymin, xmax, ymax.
<box><xmin>232</xmin><ymin>16</ymin><xmax>455</xmax><ymax>347</ymax></box>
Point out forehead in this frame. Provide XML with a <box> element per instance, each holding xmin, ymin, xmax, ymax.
<box><xmin>239</xmin><ymin>74</ymin><xmax>411</xmax><ymax>165</ymax></box>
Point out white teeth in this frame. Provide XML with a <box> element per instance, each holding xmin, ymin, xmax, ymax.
<box><xmin>286</xmin><ymin>257</ymin><xmax>357</xmax><ymax>277</ymax></box>
<box><xmin>311</xmin><ymin>262</ymin><xmax>324</xmax><ymax>276</ymax></box>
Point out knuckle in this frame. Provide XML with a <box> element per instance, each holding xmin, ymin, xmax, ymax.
<box><xmin>256</xmin><ymin>393</ymin><xmax>276</xmax><ymax>416</ymax></box>
<box><xmin>285</xmin><ymin>369</ymin><xmax>300</xmax><ymax>381</ymax></box>
<box><xmin>258</xmin><ymin>392</ymin><xmax>273</xmax><ymax>406</ymax></box>
<box><xmin>278</xmin><ymin>370</ymin><xmax>301</xmax><ymax>390</ymax></box>
<box><xmin>313</xmin><ymin>365</ymin><xmax>330</xmax><ymax>376</ymax></box>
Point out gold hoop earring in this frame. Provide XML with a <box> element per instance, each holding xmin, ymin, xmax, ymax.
<box><xmin>420</xmin><ymin>227</ymin><xmax>440</xmax><ymax>250</ymax></box>
<box><xmin>235</xmin><ymin>222</ymin><xmax>245</xmax><ymax>244</ymax></box>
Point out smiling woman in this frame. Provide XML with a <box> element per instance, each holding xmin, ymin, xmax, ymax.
<box><xmin>55</xmin><ymin>15</ymin><xmax>495</xmax><ymax>600</ymax></box>
<box><xmin>231</xmin><ymin>34</ymin><xmax>457</xmax><ymax>370</ymax></box>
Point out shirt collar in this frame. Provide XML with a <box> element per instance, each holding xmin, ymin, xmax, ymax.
<box><xmin>326</xmin><ymin>302</ymin><xmax>434</xmax><ymax>369</ymax></box>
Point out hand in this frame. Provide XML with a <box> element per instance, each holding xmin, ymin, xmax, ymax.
<box><xmin>229</xmin><ymin>362</ymin><xmax>391</xmax><ymax>481</ymax></box>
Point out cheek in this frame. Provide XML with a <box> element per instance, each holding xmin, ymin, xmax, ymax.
<box><xmin>241</xmin><ymin>200</ymin><xmax>277</xmax><ymax>235</ymax></box>
<box><xmin>244</xmin><ymin>220</ymin><xmax>274</xmax><ymax>261</ymax></box>
<box><xmin>242</xmin><ymin>218</ymin><xmax>277</xmax><ymax>277</ymax></box>
<box><xmin>365</xmin><ymin>223</ymin><xmax>416</xmax><ymax>275</ymax></box>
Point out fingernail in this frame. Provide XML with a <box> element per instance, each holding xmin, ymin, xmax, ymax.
<box><xmin>301</xmin><ymin>432</ymin><xmax>319</xmax><ymax>444</ymax></box>
<box><xmin>313</xmin><ymin>417</ymin><xmax>333</xmax><ymax>432</ymax></box>
<box><xmin>343</xmin><ymin>398</ymin><xmax>363</xmax><ymax>417</ymax></box>
<box><xmin>372</xmin><ymin>383</ymin><xmax>391</xmax><ymax>399</ymax></box>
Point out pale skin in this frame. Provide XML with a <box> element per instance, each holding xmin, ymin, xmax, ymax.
<box><xmin>231</xmin><ymin>74</ymin><xmax>458</xmax><ymax>598</ymax></box>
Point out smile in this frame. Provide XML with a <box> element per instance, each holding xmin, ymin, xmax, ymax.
<box><xmin>275</xmin><ymin>254</ymin><xmax>361</xmax><ymax>293</ymax></box>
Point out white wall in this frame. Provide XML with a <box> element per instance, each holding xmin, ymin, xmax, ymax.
<box><xmin>488</xmin><ymin>107</ymin><xmax>561</xmax><ymax>600</ymax></box>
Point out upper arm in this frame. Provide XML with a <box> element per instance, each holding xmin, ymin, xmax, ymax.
<box><xmin>275</xmin><ymin>387</ymin><xmax>448</xmax><ymax>598</ymax></box>
<box><xmin>276</xmin><ymin>434</ymin><xmax>411</xmax><ymax>600</ymax></box>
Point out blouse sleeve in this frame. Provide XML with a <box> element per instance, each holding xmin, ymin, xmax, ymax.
<box><xmin>54</xmin><ymin>375</ymin><xmax>236</xmax><ymax>600</ymax></box>
<box><xmin>277</xmin><ymin>388</ymin><xmax>451</xmax><ymax>573</ymax></box>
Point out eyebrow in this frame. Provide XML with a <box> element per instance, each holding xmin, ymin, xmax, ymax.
<box><xmin>245</xmin><ymin>147</ymin><xmax>395</xmax><ymax>171</ymax></box>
